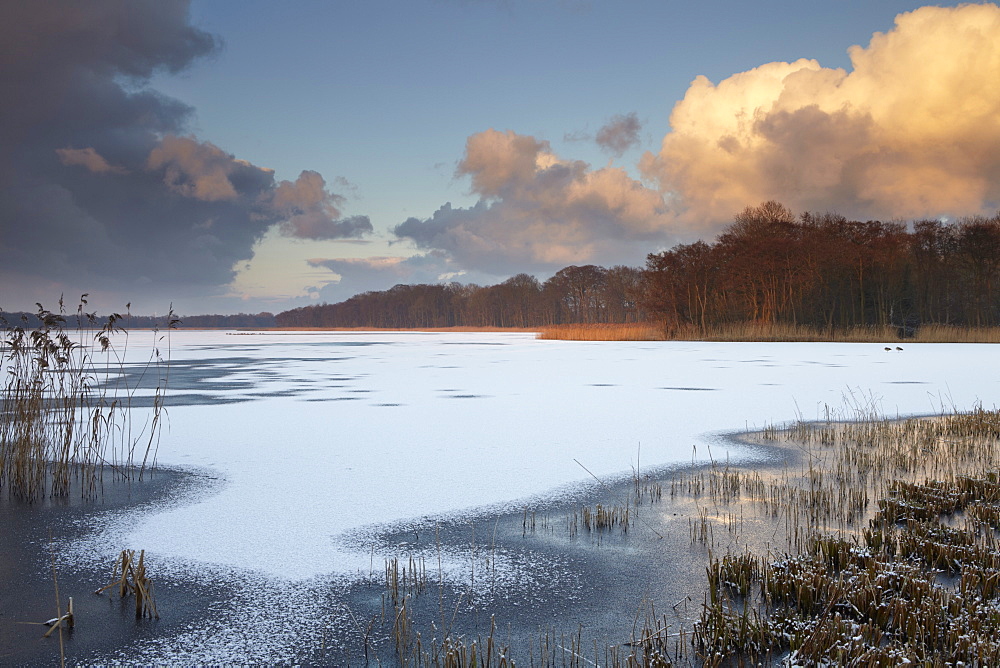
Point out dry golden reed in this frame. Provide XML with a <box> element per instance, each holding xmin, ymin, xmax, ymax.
<box><xmin>690</xmin><ymin>406</ymin><xmax>1000</xmax><ymax>664</ymax></box>
<box><xmin>538</xmin><ymin>321</ymin><xmax>1000</xmax><ymax>343</ymax></box>
<box><xmin>536</xmin><ymin>323</ymin><xmax>662</xmax><ymax>341</ymax></box>
<box><xmin>0</xmin><ymin>297</ymin><xmax>174</xmax><ymax>500</ymax></box>
<box><xmin>94</xmin><ymin>549</ymin><xmax>159</xmax><ymax>619</ymax></box>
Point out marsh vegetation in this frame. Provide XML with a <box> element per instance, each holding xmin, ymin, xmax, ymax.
<box><xmin>538</xmin><ymin>321</ymin><xmax>1000</xmax><ymax>343</ymax></box>
<box><xmin>0</xmin><ymin>298</ymin><xmax>173</xmax><ymax>500</ymax></box>
<box><xmin>351</xmin><ymin>405</ymin><xmax>1000</xmax><ymax>666</ymax></box>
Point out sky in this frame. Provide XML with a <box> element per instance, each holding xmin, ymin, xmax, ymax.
<box><xmin>2</xmin><ymin>0</ymin><xmax>999</xmax><ymax>316</ymax></box>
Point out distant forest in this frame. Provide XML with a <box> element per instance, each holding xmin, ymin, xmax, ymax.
<box><xmin>276</xmin><ymin>266</ymin><xmax>643</xmax><ymax>329</ymax></box>
<box><xmin>277</xmin><ymin>202</ymin><xmax>1000</xmax><ymax>333</ymax></box>
<box><xmin>0</xmin><ymin>310</ymin><xmax>276</xmax><ymax>330</ymax></box>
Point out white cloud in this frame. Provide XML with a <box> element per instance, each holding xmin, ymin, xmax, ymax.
<box><xmin>641</xmin><ymin>4</ymin><xmax>1000</xmax><ymax>227</ymax></box>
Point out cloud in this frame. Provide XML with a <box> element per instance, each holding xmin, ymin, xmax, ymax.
<box><xmin>640</xmin><ymin>3</ymin><xmax>1000</xmax><ymax>227</ymax></box>
<box><xmin>271</xmin><ymin>170</ymin><xmax>372</xmax><ymax>240</ymax></box>
<box><xmin>562</xmin><ymin>129</ymin><xmax>591</xmax><ymax>143</ymax></box>
<box><xmin>147</xmin><ymin>135</ymin><xmax>242</xmax><ymax>201</ymax></box>
<box><xmin>143</xmin><ymin>138</ymin><xmax>372</xmax><ymax>238</ymax></box>
<box><xmin>56</xmin><ymin>147</ymin><xmax>127</xmax><ymax>174</ymax></box>
<box><xmin>0</xmin><ymin>1</ymin><xmax>368</xmax><ymax>310</ymax></box>
<box><xmin>457</xmin><ymin>128</ymin><xmax>551</xmax><ymax>198</ymax></box>
<box><xmin>595</xmin><ymin>112</ymin><xmax>641</xmax><ymax>156</ymax></box>
<box><xmin>393</xmin><ymin>129</ymin><xmax>672</xmax><ymax>275</ymax></box>
<box><xmin>398</xmin><ymin>2</ymin><xmax>1000</xmax><ymax>287</ymax></box>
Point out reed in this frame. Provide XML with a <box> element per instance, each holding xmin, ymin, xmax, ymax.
<box><xmin>385</xmin><ymin>555</ymin><xmax>429</xmax><ymax>606</ymax></box>
<box><xmin>537</xmin><ymin>320</ymin><xmax>1000</xmax><ymax>343</ymax></box>
<box><xmin>0</xmin><ymin>297</ymin><xmax>174</xmax><ymax>500</ymax></box>
<box><xmin>94</xmin><ymin>549</ymin><xmax>159</xmax><ymax>619</ymax></box>
<box><xmin>911</xmin><ymin>323</ymin><xmax>1000</xmax><ymax>343</ymax></box>
<box><xmin>692</xmin><ymin>407</ymin><xmax>1000</xmax><ymax>664</ymax></box>
<box><xmin>43</xmin><ymin>533</ymin><xmax>71</xmax><ymax>667</ymax></box>
<box><xmin>536</xmin><ymin>323</ymin><xmax>662</xmax><ymax>341</ymax></box>
<box><xmin>579</xmin><ymin>503</ymin><xmax>630</xmax><ymax>533</ymax></box>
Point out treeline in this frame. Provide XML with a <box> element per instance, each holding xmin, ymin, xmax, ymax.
<box><xmin>645</xmin><ymin>201</ymin><xmax>1000</xmax><ymax>334</ymax></box>
<box><xmin>1</xmin><ymin>310</ymin><xmax>276</xmax><ymax>330</ymax></box>
<box><xmin>276</xmin><ymin>201</ymin><xmax>1000</xmax><ymax>334</ymax></box>
<box><xmin>276</xmin><ymin>265</ymin><xmax>644</xmax><ymax>328</ymax></box>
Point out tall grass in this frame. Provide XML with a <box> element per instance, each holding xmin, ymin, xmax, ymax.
<box><xmin>0</xmin><ymin>297</ymin><xmax>174</xmax><ymax>500</ymax></box>
<box><xmin>910</xmin><ymin>323</ymin><xmax>1000</xmax><ymax>342</ymax></box>
<box><xmin>536</xmin><ymin>323</ymin><xmax>663</xmax><ymax>341</ymax></box>
<box><xmin>538</xmin><ymin>321</ymin><xmax>1000</xmax><ymax>342</ymax></box>
<box><xmin>689</xmin><ymin>406</ymin><xmax>1000</xmax><ymax>664</ymax></box>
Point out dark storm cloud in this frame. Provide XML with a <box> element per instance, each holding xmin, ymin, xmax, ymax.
<box><xmin>0</xmin><ymin>0</ymin><xmax>368</xmax><ymax>307</ymax></box>
<box><xmin>594</xmin><ymin>112</ymin><xmax>642</xmax><ymax>156</ymax></box>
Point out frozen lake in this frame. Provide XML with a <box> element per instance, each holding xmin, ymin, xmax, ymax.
<box><xmin>39</xmin><ymin>330</ymin><xmax>999</xmax><ymax>662</ymax></box>
<box><xmin>68</xmin><ymin>330</ymin><xmax>998</xmax><ymax>578</ymax></box>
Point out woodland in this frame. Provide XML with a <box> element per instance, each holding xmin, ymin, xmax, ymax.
<box><xmin>276</xmin><ymin>202</ymin><xmax>1000</xmax><ymax>334</ymax></box>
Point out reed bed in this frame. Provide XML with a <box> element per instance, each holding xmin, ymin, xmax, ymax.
<box><xmin>696</xmin><ymin>322</ymin><xmax>900</xmax><ymax>342</ymax></box>
<box><xmin>537</xmin><ymin>321</ymin><xmax>1000</xmax><ymax>343</ymax></box>
<box><xmin>384</xmin><ymin>599</ymin><xmax>688</xmax><ymax>668</ymax></box>
<box><xmin>687</xmin><ymin>406</ymin><xmax>1000</xmax><ymax>664</ymax></box>
<box><xmin>696</xmin><ymin>481</ymin><xmax>1000</xmax><ymax>664</ymax></box>
<box><xmin>0</xmin><ymin>298</ymin><xmax>173</xmax><ymax>500</ymax></box>
<box><xmin>536</xmin><ymin>323</ymin><xmax>663</xmax><ymax>341</ymax></box>
<box><xmin>913</xmin><ymin>323</ymin><xmax>1000</xmax><ymax>343</ymax></box>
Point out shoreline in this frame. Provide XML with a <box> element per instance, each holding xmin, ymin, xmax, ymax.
<box><xmin>0</xmin><ymin>430</ymin><xmax>801</xmax><ymax>665</ymax></box>
<box><xmin>5</xmin><ymin>409</ymin><xmax>988</xmax><ymax>664</ymax></box>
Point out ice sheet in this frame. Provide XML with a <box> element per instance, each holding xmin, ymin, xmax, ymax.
<box><xmin>61</xmin><ymin>331</ymin><xmax>998</xmax><ymax>581</ymax></box>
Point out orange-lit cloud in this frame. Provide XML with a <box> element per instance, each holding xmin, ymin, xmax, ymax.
<box><xmin>395</xmin><ymin>5</ymin><xmax>1000</xmax><ymax>281</ymax></box>
<box><xmin>147</xmin><ymin>135</ymin><xmax>241</xmax><ymax>201</ymax></box>
<box><xmin>56</xmin><ymin>147</ymin><xmax>127</xmax><ymax>174</ymax></box>
<box><xmin>394</xmin><ymin>129</ymin><xmax>671</xmax><ymax>274</ymax></box>
<box><xmin>642</xmin><ymin>3</ymin><xmax>1000</xmax><ymax>227</ymax></box>
<box><xmin>144</xmin><ymin>135</ymin><xmax>371</xmax><ymax>239</ymax></box>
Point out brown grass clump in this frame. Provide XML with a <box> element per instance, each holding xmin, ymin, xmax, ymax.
<box><xmin>94</xmin><ymin>549</ymin><xmax>159</xmax><ymax>619</ymax></box>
